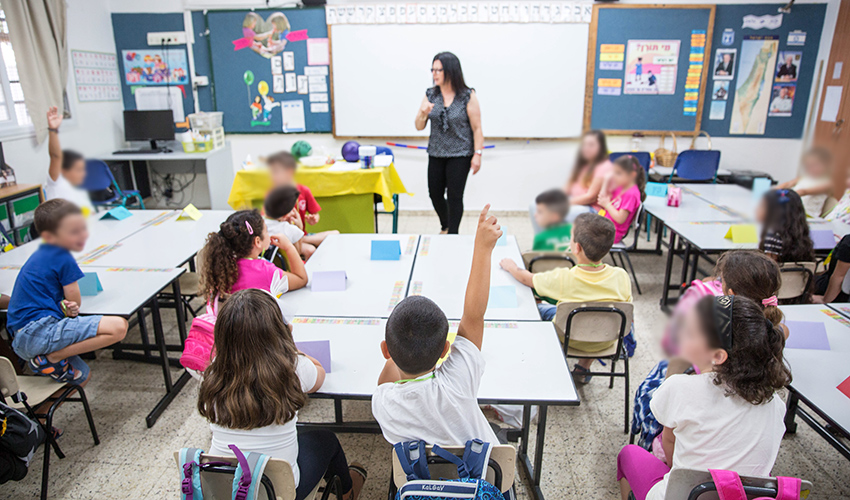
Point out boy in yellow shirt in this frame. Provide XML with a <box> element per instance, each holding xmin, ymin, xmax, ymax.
<box><xmin>500</xmin><ymin>213</ymin><xmax>632</xmax><ymax>383</ymax></box>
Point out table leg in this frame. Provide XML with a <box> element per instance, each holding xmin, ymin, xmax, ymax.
<box><xmin>516</xmin><ymin>404</ymin><xmax>548</xmax><ymax>500</ymax></box>
<box><xmin>661</xmin><ymin>231</ymin><xmax>678</xmax><ymax>310</ymax></box>
<box><xmin>138</xmin><ymin>310</ymin><xmax>152</xmax><ymax>358</ymax></box>
<box><xmin>785</xmin><ymin>392</ymin><xmax>798</xmax><ymax>434</ymax></box>
<box><xmin>679</xmin><ymin>243</ymin><xmax>691</xmax><ymax>291</ymax></box>
<box><xmin>688</xmin><ymin>251</ymin><xmax>701</xmax><ymax>283</ymax></box>
<box><xmin>172</xmin><ymin>279</ymin><xmax>187</xmax><ymax>344</ymax></box>
<box><xmin>334</xmin><ymin>398</ymin><xmax>344</xmax><ymax>424</ymax></box>
<box><xmin>145</xmin><ymin>297</ymin><xmax>191</xmax><ymax>427</ymax></box>
<box><xmin>655</xmin><ymin>220</ymin><xmax>664</xmax><ymax>253</ymax></box>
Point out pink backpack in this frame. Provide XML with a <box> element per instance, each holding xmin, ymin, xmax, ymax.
<box><xmin>179</xmin><ymin>297</ymin><xmax>220</xmax><ymax>373</ymax></box>
<box><xmin>709</xmin><ymin>469</ymin><xmax>801</xmax><ymax>500</ymax></box>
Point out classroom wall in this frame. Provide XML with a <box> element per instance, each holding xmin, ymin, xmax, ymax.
<box><xmin>5</xmin><ymin>0</ymin><xmax>125</xmax><ymax>186</ymax></box>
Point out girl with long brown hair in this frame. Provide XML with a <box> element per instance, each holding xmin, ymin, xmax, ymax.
<box><xmin>198</xmin><ymin>289</ymin><xmax>366</xmax><ymax>500</ymax></box>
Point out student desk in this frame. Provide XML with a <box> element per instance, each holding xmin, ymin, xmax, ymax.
<box><xmin>0</xmin><ymin>266</ymin><xmax>187</xmax><ymax>427</ymax></box>
<box><xmin>676</xmin><ymin>184</ymin><xmax>756</xmax><ymax>213</ymax></box>
<box><xmin>409</xmin><ymin>235</ymin><xmax>540</xmax><ymax>321</ymax></box>
<box><xmin>284</xmin><ymin>233</ymin><xmax>419</xmax><ymax>318</ymax></box>
<box><xmin>779</xmin><ymin>305</ymin><xmax>850</xmax><ymax>460</ymax></box>
<box><xmin>290</xmin><ymin>318</ymin><xmax>578</xmax><ymax>500</ymax></box>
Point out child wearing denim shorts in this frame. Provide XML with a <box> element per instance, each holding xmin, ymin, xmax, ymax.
<box><xmin>7</xmin><ymin>199</ymin><xmax>127</xmax><ymax>383</ymax></box>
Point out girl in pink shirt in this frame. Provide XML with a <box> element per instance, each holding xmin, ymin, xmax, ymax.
<box><xmin>565</xmin><ymin>130</ymin><xmax>614</xmax><ymax>212</ymax></box>
<box><xmin>598</xmin><ymin>155</ymin><xmax>647</xmax><ymax>244</ymax></box>
<box><xmin>200</xmin><ymin>210</ymin><xmax>308</xmax><ymax>302</ymax></box>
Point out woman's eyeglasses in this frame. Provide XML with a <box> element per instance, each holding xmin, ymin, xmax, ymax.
<box><xmin>430</xmin><ymin>68</ymin><xmax>444</xmax><ymax>73</ymax></box>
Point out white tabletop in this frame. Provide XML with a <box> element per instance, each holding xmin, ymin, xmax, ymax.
<box><xmin>284</xmin><ymin>234</ymin><xmax>419</xmax><ymax>318</ymax></box>
<box><xmin>290</xmin><ymin>318</ymin><xmax>578</xmax><ymax>404</ymax></box>
<box><xmin>0</xmin><ymin>266</ymin><xmax>184</xmax><ymax>316</ymax></box>
<box><xmin>643</xmin><ymin>193</ymin><xmax>745</xmax><ymax>223</ymax></box>
<box><xmin>409</xmin><ymin>235</ymin><xmax>540</xmax><ymax>321</ymax></box>
<box><xmin>780</xmin><ymin>305</ymin><xmax>850</xmax><ymax>435</ymax></box>
<box><xmin>667</xmin><ymin>219</ymin><xmax>844</xmax><ymax>252</ymax></box>
<box><xmin>98</xmin><ymin>146</ymin><xmax>228</xmax><ymax>162</ymax></box>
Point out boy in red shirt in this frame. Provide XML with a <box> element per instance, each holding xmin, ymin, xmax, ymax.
<box><xmin>266</xmin><ymin>151</ymin><xmax>338</xmax><ymax>260</ymax></box>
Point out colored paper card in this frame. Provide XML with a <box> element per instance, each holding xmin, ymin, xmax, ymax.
<box><xmin>784</xmin><ymin>321</ymin><xmax>830</xmax><ymax>350</ymax></box>
<box><xmin>371</xmin><ymin>240</ymin><xmax>401</xmax><ymax>260</ymax></box>
<box><xmin>311</xmin><ymin>271</ymin><xmax>347</xmax><ymax>292</ymax></box>
<box><xmin>295</xmin><ymin>340</ymin><xmax>331</xmax><ymax>372</ymax></box>
<box><xmin>496</xmin><ymin>226</ymin><xmax>508</xmax><ymax>246</ymax></box>
<box><xmin>645</xmin><ymin>182</ymin><xmax>668</xmax><ymax>198</ymax></box>
<box><xmin>751</xmin><ymin>177</ymin><xmax>772</xmax><ymax>201</ymax></box>
<box><xmin>437</xmin><ymin>331</ymin><xmax>459</xmax><ymax>366</ymax></box>
<box><xmin>78</xmin><ymin>272</ymin><xmax>103</xmax><ymax>296</ymax></box>
<box><xmin>724</xmin><ymin>225</ymin><xmax>758</xmax><ymax>244</ymax></box>
<box><xmin>177</xmin><ymin>204</ymin><xmax>202</xmax><ymax>221</ymax></box>
<box><xmin>837</xmin><ymin>375</ymin><xmax>850</xmax><ymax>400</ymax></box>
<box><xmin>810</xmin><ymin>229</ymin><xmax>836</xmax><ymax>250</ymax></box>
<box><xmin>100</xmin><ymin>206</ymin><xmax>132</xmax><ymax>220</ymax></box>
<box><xmin>488</xmin><ymin>286</ymin><xmax>517</xmax><ymax>308</ymax></box>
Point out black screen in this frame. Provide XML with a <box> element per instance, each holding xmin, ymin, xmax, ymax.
<box><xmin>123</xmin><ymin>110</ymin><xmax>175</xmax><ymax>142</ymax></box>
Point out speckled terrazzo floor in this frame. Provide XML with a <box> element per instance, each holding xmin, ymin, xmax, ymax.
<box><xmin>2</xmin><ymin>211</ymin><xmax>849</xmax><ymax>499</ymax></box>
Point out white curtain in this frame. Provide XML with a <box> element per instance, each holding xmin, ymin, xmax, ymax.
<box><xmin>4</xmin><ymin>0</ymin><xmax>68</xmax><ymax>143</ymax></box>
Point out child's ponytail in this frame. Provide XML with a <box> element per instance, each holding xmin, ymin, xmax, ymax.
<box><xmin>715</xmin><ymin>250</ymin><xmax>784</xmax><ymax>326</ymax></box>
<box><xmin>199</xmin><ymin>210</ymin><xmax>265</xmax><ymax>301</ymax></box>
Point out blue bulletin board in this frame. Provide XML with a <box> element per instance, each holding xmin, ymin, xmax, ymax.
<box><xmin>585</xmin><ymin>5</ymin><xmax>716</xmax><ymax>134</ymax></box>
<box><xmin>205</xmin><ymin>7</ymin><xmax>331</xmax><ymax>134</ymax></box>
<box><xmin>699</xmin><ymin>4</ymin><xmax>826</xmax><ymax>138</ymax></box>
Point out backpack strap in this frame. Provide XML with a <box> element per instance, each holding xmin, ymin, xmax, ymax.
<box><xmin>430</xmin><ymin>444</ymin><xmax>470</xmax><ymax>479</ymax></box>
<box><xmin>393</xmin><ymin>441</ymin><xmax>430</xmax><ymax>481</ymax></box>
<box><xmin>179</xmin><ymin>447</ymin><xmax>204</xmax><ymax>500</ymax></box>
<box><xmin>230</xmin><ymin>444</ymin><xmax>269</xmax><ymax>500</ymax></box>
<box><xmin>460</xmin><ymin>439</ymin><xmax>492</xmax><ymax>480</ymax></box>
<box><xmin>709</xmin><ymin>469</ymin><xmax>748</xmax><ymax>500</ymax></box>
<box><xmin>773</xmin><ymin>477</ymin><xmax>802</xmax><ymax>500</ymax></box>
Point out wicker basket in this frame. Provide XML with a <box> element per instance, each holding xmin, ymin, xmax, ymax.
<box><xmin>654</xmin><ymin>133</ymin><xmax>678</xmax><ymax>167</ymax></box>
<box><xmin>689</xmin><ymin>130</ymin><xmax>712</xmax><ymax>150</ymax></box>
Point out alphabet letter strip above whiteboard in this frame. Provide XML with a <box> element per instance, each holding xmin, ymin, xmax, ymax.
<box><xmin>327</xmin><ymin>2</ymin><xmax>592</xmax><ymax>24</ymax></box>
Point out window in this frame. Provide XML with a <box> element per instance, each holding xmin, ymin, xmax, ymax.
<box><xmin>0</xmin><ymin>5</ymin><xmax>33</xmax><ymax>136</ymax></box>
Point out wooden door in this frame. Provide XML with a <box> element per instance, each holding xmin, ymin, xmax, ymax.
<box><xmin>813</xmin><ymin>0</ymin><xmax>850</xmax><ymax>198</ymax></box>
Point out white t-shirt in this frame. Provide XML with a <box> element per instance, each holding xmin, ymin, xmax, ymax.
<box><xmin>794</xmin><ymin>176</ymin><xmax>829</xmax><ymax>218</ymax></box>
<box><xmin>265</xmin><ymin>218</ymin><xmax>305</xmax><ymax>244</ymax></box>
<box><xmin>372</xmin><ymin>336</ymin><xmax>499</xmax><ymax>446</ymax></box>
<box><xmin>208</xmin><ymin>355</ymin><xmax>318</xmax><ymax>487</ymax></box>
<box><xmin>646</xmin><ymin>373</ymin><xmax>786</xmax><ymax>500</ymax></box>
<box><xmin>44</xmin><ymin>174</ymin><xmax>93</xmax><ymax>213</ymax></box>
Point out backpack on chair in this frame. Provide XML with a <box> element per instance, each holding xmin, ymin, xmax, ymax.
<box><xmin>179</xmin><ymin>445</ymin><xmax>272</xmax><ymax>500</ymax></box>
<box><xmin>394</xmin><ymin>439</ymin><xmax>503</xmax><ymax>500</ymax></box>
<box><xmin>709</xmin><ymin>469</ymin><xmax>802</xmax><ymax>500</ymax></box>
<box><xmin>179</xmin><ymin>296</ymin><xmax>220</xmax><ymax>374</ymax></box>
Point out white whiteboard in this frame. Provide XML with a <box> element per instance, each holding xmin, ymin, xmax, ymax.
<box><xmin>331</xmin><ymin>23</ymin><xmax>589</xmax><ymax>138</ymax></box>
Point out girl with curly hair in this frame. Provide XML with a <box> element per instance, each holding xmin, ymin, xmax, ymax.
<box><xmin>757</xmin><ymin>189</ymin><xmax>814</xmax><ymax>264</ymax></box>
<box><xmin>617</xmin><ymin>295</ymin><xmax>791</xmax><ymax>500</ymax></box>
<box><xmin>199</xmin><ymin>209</ymin><xmax>308</xmax><ymax>302</ymax></box>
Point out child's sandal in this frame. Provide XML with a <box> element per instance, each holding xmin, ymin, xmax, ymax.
<box><xmin>29</xmin><ymin>356</ymin><xmax>79</xmax><ymax>383</ymax></box>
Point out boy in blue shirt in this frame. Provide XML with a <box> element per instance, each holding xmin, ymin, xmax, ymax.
<box><xmin>7</xmin><ymin>199</ymin><xmax>127</xmax><ymax>383</ymax></box>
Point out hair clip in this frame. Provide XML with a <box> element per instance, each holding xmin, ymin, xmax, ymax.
<box><xmin>761</xmin><ymin>295</ymin><xmax>778</xmax><ymax>307</ymax></box>
<box><xmin>776</xmin><ymin>189</ymin><xmax>791</xmax><ymax>203</ymax></box>
<box><xmin>713</xmin><ymin>295</ymin><xmax>734</xmax><ymax>351</ymax></box>
<box><xmin>245</xmin><ymin>221</ymin><xmax>254</xmax><ymax>235</ymax></box>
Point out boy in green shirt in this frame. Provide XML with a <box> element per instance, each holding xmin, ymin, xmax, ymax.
<box><xmin>532</xmin><ymin>189</ymin><xmax>572</xmax><ymax>251</ymax></box>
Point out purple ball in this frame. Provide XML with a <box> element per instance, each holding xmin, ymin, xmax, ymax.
<box><xmin>341</xmin><ymin>140</ymin><xmax>360</xmax><ymax>162</ymax></box>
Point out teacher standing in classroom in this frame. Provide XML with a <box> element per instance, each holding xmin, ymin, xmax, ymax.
<box><xmin>415</xmin><ymin>52</ymin><xmax>484</xmax><ymax>234</ymax></box>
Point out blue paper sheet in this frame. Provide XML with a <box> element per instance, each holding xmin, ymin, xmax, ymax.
<box><xmin>296</xmin><ymin>340</ymin><xmax>331</xmax><ymax>372</ymax></box>
<box><xmin>487</xmin><ymin>286</ymin><xmax>517</xmax><ymax>308</ymax></box>
<box><xmin>100</xmin><ymin>206</ymin><xmax>133</xmax><ymax>220</ymax></box>
<box><xmin>371</xmin><ymin>240</ymin><xmax>401</xmax><ymax>260</ymax></box>
<box><xmin>645</xmin><ymin>182</ymin><xmax>668</xmax><ymax>198</ymax></box>
<box><xmin>78</xmin><ymin>272</ymin><xmax>103</xmax><ymax>296</ymax></box>
<box><xmin>752</xmin><ymin>177</ymin><xmax>772</xmax><ymax>201</ymax></box>
<box><xmin>496</xmin><ymin>226</ymin><xmax>508</xmax><ymax>246</ymax></box>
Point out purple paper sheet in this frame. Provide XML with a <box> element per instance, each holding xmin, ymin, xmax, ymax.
<box><xmin>784</xmin><ymin>321</ymin><xmax>831</xmax><ymax>350</ymax></box>
<box><xmin>311</xmin><ymin>271</ymin><xmax>347</xmax><ymax>291</ymax></box>
<box><xmin>296</xmin><ymin>340</ymin><xmax>331</xmax><ymax>372</ymax></box>
<box><xmin>810</xmin><ymin>229</ymin><xmax>836</xmax><ymax>250</ymax></box>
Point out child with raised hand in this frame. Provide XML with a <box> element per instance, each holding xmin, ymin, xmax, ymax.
<box><xmin>617</xmin><ymin>295</ymin><xmax>790</xmax><ymax>500</ymax></box>
<box><xmin>7</xmin><ymin>200</ymin><xmax>128</xmax><ymax>382</ymax></box>
<box><xmin>200</xmin><ymin>209</ymin><xmax>308</xmax><ymax>302</ymax></box>
<box><xmin>757</xmin><ymin>189</ymin><xmax>814</xmax><ymax>264</ymax></box>
<box><xmin>532</xmin><ymin>189</ymin><xmax>572</xmax><ymax>251</ymax></box>
<box><xmin>372</xmin><ymin>205</ymin><xmax>502</xmax><ymax>446</ymax></box>
<box><xmin>44</xmin><ymin>106</ymin><xmax>93</xmax><ymax>214</ymax></box>
<box><xmin>198</xmin><ymin>289</ymin><xmax>366</xmax><ymax>500</ymax></box>
<box><xmin>775</xmin><ymin>147</ymin><xmax>833</xmax><ymax>218</ymax></box>
<box><xmin>597</xmin><ymin>155</ymin><xmax>646</xmax><ymax>244</ymax></box>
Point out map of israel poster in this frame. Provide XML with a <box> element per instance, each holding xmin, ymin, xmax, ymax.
<box><xmin>729</xmin><ymin>37</ymin><xmax>779</xmax><ymax>135</ymax></box>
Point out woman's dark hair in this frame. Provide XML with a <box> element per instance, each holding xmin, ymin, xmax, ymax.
<box><xmin>198</xmin><ymin>289</ymin><xmax>307</xmax><ymax>429</ymax></box>
<box><xmin>433</xmin><ymin>52</ymin><xmax>469</xmax><ymax>94</ymax></box>
<box><xmin>613</xmin><ymin>155</ymin><xmax>647</xmax><ymax>202</ymax></box>
<box><xmin>568</xmin><ymin>130</ymin><xmax>609</xmax><ymax>188</ymax></box>
<box><xmin>715</xmin><ymin>250</ymin><xmax>784</xmax><ymax>325</ymax></box>
<box><xmin>200</xmin><ymin>209</ymin><xmax>265</xmax><ymax>301</ymax></box>
<box><xmin>759</xmin><ymin>189</ymin><xmax>814</xmax><ymax>263</ymax></box>
<box><xmin>695</xmin><ymin>295</ymin><xmax>792</xmax><ymax>405</ymax></box>
<box><xmin>62</xmin><ymin>149</ymin><xmax>84</xmax><ymax>171</ymax></box>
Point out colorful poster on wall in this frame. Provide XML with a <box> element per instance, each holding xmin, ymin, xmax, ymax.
<box><xmin>768</xmin><ymin>84</ymin><xmax>795</xmax><ymax>117</ymax></box>
<box><xmin>233</xmin><ymin>11</ymin><xmax>308</xmax><ymax>59</ymax></box>
<box><xmin>121</xmin><ymin>50</ymin><xmax>188</xmax><ymax>85</ymax></box>
<box><xmin>729</xmin><ymin>36</ymin><xmax>779</xmax><ymax>135</ymax></box>
<box><xmin>72</xmin><ymin>50</ymin><xmax>121</xmax><ymax>102</ymax></box>
<box><xmin>623</xmin><ymin>40</ymin><xmax>680</xmax><ymax>95</ymax></box>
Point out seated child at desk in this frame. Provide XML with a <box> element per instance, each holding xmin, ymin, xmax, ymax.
<box><xmin>6</xmin><ymin>200</ymin><xmax>128</xmax><ymax>382</ymax></box>
<box><xmin>598</xmin><ymin>155</ymin><xmax>646</xmax><ymax>244</ymax></box>
<box><xmin>500</xmin><ymin>213</ymin><xmax>631</xmax><ymax>383</ymax></box>
<box><xmin>532</xmin><ymin>189</ymin><xmax>572</xmax><ymax>251</ymax></box>
<box><xmin>264</xmin><ymin>185</ymin><xmax>305</xmax><ymax>259</ymax></box>
<box><xmin>45</xmin><ymin>107</ymin><xmax>93</xmax><ymax>214</ymax></box>
<box><xmin>756</xmin><ymin>189</ymin><xmax>814</xmax><ymax>264</ymax></box>
<box><xmin>775</xmin><ymin>147</ymin><xmax>833</xmax><ymax>218</ymax></box>
<box><xmin>372</xmin><ymin>206</ymin><xmax>502</xmax><ymax>446</ymax></box>
<box><xmin>814</xmin><ymin>234</ymin><xmax>850</xmax><ymax>303</ymax></box>
<box><xmin>267</xmin><ymin>151</ymin><xmax>338</xmax><ymax>259</ymax></box>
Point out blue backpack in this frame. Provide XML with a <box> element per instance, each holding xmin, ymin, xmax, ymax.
<box><xmin>394</xmin><ymin>440</ymin><xmax>504</xmax><ymax>500</ymax></box>
<box><xmin>178</xmin><ymin>445</ymin><xmax>271</xmax><ymax>500</ymax></box>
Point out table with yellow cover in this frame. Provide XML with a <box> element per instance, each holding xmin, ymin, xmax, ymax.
<box><xmin>227</xmin><ymin>164</ymin><xmax>409</xmax><ymax>233</ymax></box>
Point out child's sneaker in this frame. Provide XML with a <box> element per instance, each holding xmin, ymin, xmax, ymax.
<box><xmin>29</xmin><ymin>355</ymin><xmax>81</xmax><ymax>383</ymax></box>
<box><xmin>572</xmin><ymin>364</ymin><xmax>593</xmax><ymax>385</ymax></box>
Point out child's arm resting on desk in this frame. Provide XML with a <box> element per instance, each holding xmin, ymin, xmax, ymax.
<box><xmin>499</xmin><ymin>258</ymin><xmax>533</xmax><ymax>288</ymax></box>
<box><xmin>270</xmin><ymin>234</ymin><xmax>309</xmax><ymax>290</ymax></box>
<box><xmin>458</xmin><ymin>205</ymin><xmax>501</xmax><ymax>350</ymax></box>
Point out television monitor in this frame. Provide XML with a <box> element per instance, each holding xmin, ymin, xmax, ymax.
<box><xmin>123</xmin><ymin>110</ymin><xmax>174</xmax><ymax>150</ymax></box>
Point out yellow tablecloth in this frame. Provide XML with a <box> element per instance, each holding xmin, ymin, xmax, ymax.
<box><xmin>227</xmin><ymin>163</ymin><xmax>409</xmax><ymax>212</ymax></box>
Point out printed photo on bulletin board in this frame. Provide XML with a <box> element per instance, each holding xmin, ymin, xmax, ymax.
<box><xmin>768</xmin><ymin>84</ymin><xmax>795</xmax><ymax>117</ymax></box>
<box><xmin>623</xmin><ymin>40</ymin><xmax>680</xmax><ymax>95</ymax></box>
<box><xmin>713</xmin><ymin>48</ymin><xmax>736</xmax><ymax>80</ymax></box>
<box><xmin>775</xmin><ymin>51</ymin><xmax>801</xmax><ymax>82</ymax></box>
<box><xmin>122</xmin><ymin>50</ymin><xmax>189</xmax><ymax>85</ymax></box>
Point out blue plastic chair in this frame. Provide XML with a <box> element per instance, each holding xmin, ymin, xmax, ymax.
<box><xmin>82</xmin><ymin>159</ymin><xmax>145</xmax><ymax>210</ymax></box>
<box><xmin>667</xmin><ymin>150</ymin><xmax>721</xmax><ymax>183</ymax></box>
<box><xmin>609</xmin><ymin>152</ymin><xmax>652</xmax><ymax>174</ymax></box>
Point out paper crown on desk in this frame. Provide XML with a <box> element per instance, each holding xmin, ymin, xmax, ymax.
<box><xmin>100</xmin><ymin>206</ymin><xmax>133</xmax><ymax>221</ymax></box>
<box><xmin>177</xmin><ymin>204</ymin><xmax>203</xmax><ymax>221</ymax></box>
<box><xmin>295</xmin><ymin>340</ymin><xmax>331</xmax><ymax>372</ymax></box>
<box><xmin>724</xmin><ymin>224</ymin><xmax>758</xmax><ymax>244</ymax></box>
<box><xmin>311</xmin><ymin>270</ymin><xmax>347</xmax><ymax>292</ymax></box>
<box><xmin>371</xmin><ymin>240</ymin><xmax>401</xmax><ymax>260</ymax></box>
<box><xmin>78</xmin><ymin>272</ymin><xmax>103</xmax><ymax>296</ymax></box>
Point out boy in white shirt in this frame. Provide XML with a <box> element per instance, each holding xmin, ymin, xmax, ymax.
<box><xmin>45</xmin><ymin>107</ymin><xmax>93</xmax><ymax>214</ymax></box>
<box><xmin>372</xmin><ymin>205</ymin><xmax>501</xmax><ymax>446</ymax></box>
<box><xmin>264</xmin><ymin>185</ymin><xmax>305</xmax><ymax>259</ymax></box>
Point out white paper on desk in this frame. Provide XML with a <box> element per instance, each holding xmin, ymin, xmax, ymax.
<box><xmin>374</xmin><ymin>154</ymin><xmax>393</xmax><ymax>167</ymax></box>
<box><xmin>310</xmin><ymin>102</ymin><xmax>329</xmax><ymax>113</ymax></box>
<box><xmin>134</xmin><ymin>87</ymin><xmax>184</xmax><ymax>122</ymax></box>
<box><xmin>821</xmin><ymin>86</ymin><xmax>843</xmax><ymax>122</ymax></box>
<box><xmin>282</xmin><ymin>100</ymin><xmax>306</xmax><ymax>133</ymax></box>
<box><xmin>328</xmin><ymin>161</ymin><xmax>361</xmax><ymax>172</ymax></box>
<box><xmin>304</xmin><ymin>66</ymin><xmax>328</xmax><ymax>76</ymax></box>
<box><xmin>285</xmin><ymin>73</ymin><xmax>297</xmax><ymax>93</ymax></box>
<box><xmin>307</xmin><ymin>38</ymin><xmax>329</xmax><ymax>66</ymax></box>
<box><xmin>309</xmin><ymin>93</ymin><xmax>329</xmax><ymax>103</ymax></box>
<box><xmin>297</xmin><ymin>75</ymin><xmax>309</xmax><ymax>95</ymax></box>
